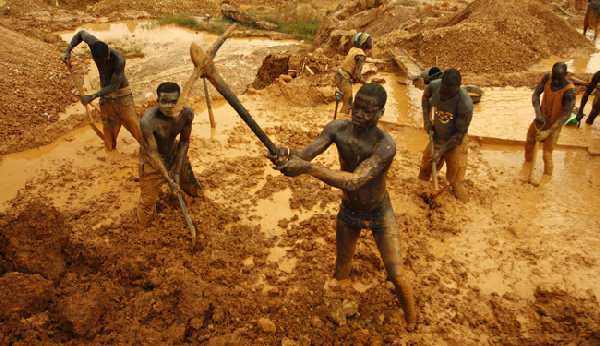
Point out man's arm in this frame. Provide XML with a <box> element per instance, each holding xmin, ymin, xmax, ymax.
<box><xmin>88</xmin><ymin>55</ymin><xmax>125</xmax><ymax>101</ymax></box>
<box><xmin>532</xmin><ymin>73</ymin><xmax>550</xmax><ymax>123</ymax></box>
<box><xmin>61</xmin><ymin>31</ymin><xmax>100</xmax><ymax>61</ymax></box>
<box><xmin>354</xmin><ymin>55</ymin><xmax>367</xmax><ymax>84</ymax></box>
<box><xmin>577</xmin><ymin>71</ymin><xmax>600</xmax><ymax>120</ymax></box>
<box><xmin>172</xmin><ymin>108</ymin><xmax>194</xmax><ymax>185</ymax></box>
<box><xmin>278</xmin><ymin>139</ymin><xmax>395</xmax><ymax>191</ymax></box>
<box><xmin>268</xmin><ymin>120</ymin><xmax>338</xmax><ymax>165</ymax></box>
<box><xmin>536</xmin><ymin>88</ymin><xmax>577</xmax><ymax>141</ymax></box>
<box><xmin>140</xmin><ymin>114</ymin><xmax>180</xmax><ymax>192</ymax></box>
<box><xmin>421</xmin><ymin>85</ymin><xmax>433</xmax><ymax>133</ymax></box>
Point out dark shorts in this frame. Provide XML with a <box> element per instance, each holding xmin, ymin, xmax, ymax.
<box><xmin>337</xmin><ymin>194</ymin><xmax>397</xmax><ymax>233</ymax></box>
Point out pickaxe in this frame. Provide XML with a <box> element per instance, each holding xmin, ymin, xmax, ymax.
<box><xmin>173</xmin><ymin>23</ymin><xmax>238</xmax><ymax>118</ymax></box>
<box><xmin>62</xmin><ymin>60</ymin><xmax>105</xmax><ymax>141</ymax></box>
<box><xmin>190</xmin><ymin>38</ymin><xmax>278</xmax><ymax>155</ymax></box>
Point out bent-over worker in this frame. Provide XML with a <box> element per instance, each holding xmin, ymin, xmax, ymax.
<box><xmin>61</xmin><ymin>30</ymin><xmax>143</xmax><ymax>149</ymax></box>
<box><xmin>137</xmin><ymin>82</ymin><xmax>202</xmax><ymax>227</ymax></box>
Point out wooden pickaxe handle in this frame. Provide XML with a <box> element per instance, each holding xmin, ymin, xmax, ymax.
<box><xmin>191</xmin><ymin>41</ymin><xmax>278</xmax><ymax>155</ymax></box>
<box><xmin>203</xmin><ymin>78</ymin><xmax>216</xmax><ymax>129</ymax></box>
<box><xmin>173</xmin><ymin>24</ymin><xmax>238</xmax><ymax>117</ymax></box>
<box><xmin>177</xmin><ymin>191</ymin><xmax>197</xmax><ymax>244</ymax></box>
<box><xmin>63</xmin><ymin>60</ymin><xmax>105</xmax><ymax>141</ymax></box>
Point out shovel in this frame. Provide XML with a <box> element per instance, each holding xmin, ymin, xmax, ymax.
<box><xmin>62</xmin><ymin>60</ymin><xmax>105</xmax><ymax>141</ymax></box>
<box><xmin>334</xmin><ymin>90</ymin><xmax>344</xmax><ymax>120</ymax></box>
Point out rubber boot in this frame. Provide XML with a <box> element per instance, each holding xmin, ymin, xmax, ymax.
<box><xmin>451</xmin><ymin>181</ymin><xmax>469</xmax><ymax>202</ymax></box>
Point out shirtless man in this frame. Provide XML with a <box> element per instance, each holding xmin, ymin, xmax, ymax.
<box><xmin>137</xmin><ymin>82</ymin><xmax>202</xmax><ymax>227</ymax></box>
<box><xmin>61</xmin><ymin>30</ymin><xmax>143</xmax><ymax>149</ymax></box>
<box><xmin>268</xmin><ymin>83</ymin><xmax>417</xmax><ymax>331</ymax></box>
<box><xmin>418</xmin><ymin>68</ymin><xmax>473</xmax><ymax>202</ymax></box>
<box><xmin>525</xmin><ymin>62</ymin><xmax>576</xmax><ymax>177</ymax></box>
<box><xmin>576</xmin><ymin>70</ymin><xmax>600</xmax><ymax>125</ymax></box>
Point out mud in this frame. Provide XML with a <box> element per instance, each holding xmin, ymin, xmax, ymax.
<box><xmin>2</xmin><ymin>0</ymin><xmax>600</xmax><ymax>344</ymax></box>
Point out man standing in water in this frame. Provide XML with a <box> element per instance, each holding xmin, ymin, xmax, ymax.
<box><xmin>137</xmin><ymin>82</ymin><xmax>202</xmax><ymax>227</ymax></box>
<box><xmin>268</xmin><ymin>83</ymin><xmax>417</xmax><ymax>331</ymax></box>
<box><xmin>525</xmin><ymin>62</ymin><xmax>576</xmax><ymax>178</ymax></box>
<box><xmin>576</xmin><ymin>70</ymin><xmax>600</xmax><ymax>125</ymax></box>
<box><xmin>335</xmin><ymin>33</ymin><xmax>372</xmax><ymax>115</ymax></box>
<box><xmin>418</xmin><ymin>68</ymin><xmax>473</xmax><ymax>202</ymax></box>
<box><xmin>61</xmin><ymin>30</ymin><xmax>143</xmax><ymax>149</ymax></box>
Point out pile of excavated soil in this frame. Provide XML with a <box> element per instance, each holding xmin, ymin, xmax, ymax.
<box><xmin>0</xmin><ymin>26</ymin><xmax>90</xmax><ymax>155</ymax></box>
<box><xmin>378</xmin><ymin>0</ymin><xmax>593</xmax><ymax>73</ymax></box>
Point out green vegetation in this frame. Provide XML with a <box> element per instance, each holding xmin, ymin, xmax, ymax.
<box><xmin>154</xmin><ymin>9</ymin><xmax>323</xmax><ymax>43</ymax></box>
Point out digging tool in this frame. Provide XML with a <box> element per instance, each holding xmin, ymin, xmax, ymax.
<box><xmin>429</xmin><ymin>130</ymin><xmax>439</xmax><ymax>191</ymax></box>
<box><xmin>334</xmin><ymin>90</ymin><xmax>344</xmax><ymax>120</ymax></box>
<box><xmin>176</xmin><ymin>190</ymin><xmax>197</xmax><ymax>245</ymax></box>
<box><xmin>203</xmin><ymin>78</ymin><xmax>216</xmax><ymax>129</ymax></box>
<box><xmin>190</xmin><ymin>41</ymin><xmax>278</xmax><ymax>154</ymax></box>
<box><xmin>527</xmin><ymin>119</ymin><xmax>546</xmax><ymax>186</ymax></box>
<box><xmin>173</xmin><ymin>23</ymin><xmax>238</xmax><ymax>118</ymax></box>
<box><xmin>62</xmin><ymin>60</ymin><xmax>105</xmax><ymax>141</ymax></box>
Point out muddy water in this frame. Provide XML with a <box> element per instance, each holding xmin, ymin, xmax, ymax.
<box><xmin>57</xmin><ymin>22</ymin><xmax>303</xmax><ymax>103</ymax></box>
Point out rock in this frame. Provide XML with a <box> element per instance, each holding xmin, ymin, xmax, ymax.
<box><xmin>278</xmin><ymin>74</ymin><xmax>293</xmax><ymax>83</ymax></box>
<box><xmin>258</xmin><ymin>317</ymin><xmax>277</xmax><ymax>333</ymax></box>
<box><xmin>241</xmin><ymin>257</ymin><xmax>255</xmax><ymax>273</ymax></box>
<box><xmin>282</xmin><ymin>337</ymin><xmax>301</xmax><ymax>346</ymax></box>
<box><xmin>0</xmin><ymin>273</ymin><xmax>55</xmax><ymax>320</ymax></box>
<box><xmin>311</xmin><ymin>315</ymin><xmax>324</xmax><ymax>328</ymax></box>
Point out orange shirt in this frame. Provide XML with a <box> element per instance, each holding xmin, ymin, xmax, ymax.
<box><xmin>540</xmin><ymin>76</ymin><xmax>575</xmax><ymax>127</ymax></box>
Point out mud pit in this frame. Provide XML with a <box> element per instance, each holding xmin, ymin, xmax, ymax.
<box><xmin>2</xmin><ymin>0</ymin><xmax>600</xmax><ymax>344</ymax></box>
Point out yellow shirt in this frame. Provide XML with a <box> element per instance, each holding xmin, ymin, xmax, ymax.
<box><xmin>339</xmin><ymin>47</ymin><xmax>366</xmax><ymax>80</ymax></box>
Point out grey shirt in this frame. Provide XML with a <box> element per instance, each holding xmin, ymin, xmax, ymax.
<box><xmin>426</xmin><ymin>79</ymin><xmax>473</xmax><ymax>145</ymax></box>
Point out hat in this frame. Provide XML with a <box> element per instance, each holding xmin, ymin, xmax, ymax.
<box><xmin>352</xmin><ymin>33</ymin><xmax>371</xmax><ymax>48</ymax></box>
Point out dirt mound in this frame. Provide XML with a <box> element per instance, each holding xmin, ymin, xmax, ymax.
<box><xmin>0</xmin><ymin>25</ymin><xmax>85</xmax><ymax>155</ymax></box>
<box><xmin>89</xmin><ymin>0</ymin><xmax>220</xmax><ymax>17</ymax></box>
<box><xmin>0</xmin><ymin>200</ymin><xmax>70</xmax><ymax>280</ymax></box>
<box><xmin>379</xmin><ymin>0</ymin><xmax>593</xmax><ymax>73</ymax></box>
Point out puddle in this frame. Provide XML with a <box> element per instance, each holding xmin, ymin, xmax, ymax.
<box><xmin>266</xmin><ymin>246</ymin><xmax>297</xmax><ymax>274</ymax></box>
<box><xmin>0</xmin><ymin>126</ymin><xmax>138</xmax><ymax>211</ymax></box>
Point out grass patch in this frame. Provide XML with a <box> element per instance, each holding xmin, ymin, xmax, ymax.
<box><xmin>154</xmin><ymin>11</ymin><xmax>322</xmax><ymax>43</ymax></box>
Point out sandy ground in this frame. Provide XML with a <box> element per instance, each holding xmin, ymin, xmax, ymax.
<box><xmin>1</xmin><ymin>0</ymin><xmax>600</xmax><ymax>345</ymax></box>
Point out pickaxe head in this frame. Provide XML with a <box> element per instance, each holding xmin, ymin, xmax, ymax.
<box><xmin>335</xmin><ymin>90</ymin><xmax>344</xmax><ymax>102</ymax></box>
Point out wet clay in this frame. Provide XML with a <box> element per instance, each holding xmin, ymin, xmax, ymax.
<box><xmin>1</xmin><ymin>0</ymin><xmax>600</xmax><ymax>344</ymax></box>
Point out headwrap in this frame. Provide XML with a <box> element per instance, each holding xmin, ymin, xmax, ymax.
<box><xmin>352</xmin><ymin>32</ymin><xmax>371</xmax><ymax>48</ymax></box>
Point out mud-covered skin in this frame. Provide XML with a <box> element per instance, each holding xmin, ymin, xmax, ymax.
<box><xmin>576</xmin><ymin>70</ymin><xmax>600</xmax><ymax>124</ymax></box>
<box><xmin>140</xmin><ymin>92</ymin><xmax>194</xmax><ymax>191</ymax></box>
<box><xmin>269</xmin><ymin>88</ymin><xmax>417</xmax><ymax>330</ymax></box>
<box><xmin>61</xmin><ymin>30</ymin><xmax>129</xmax><ymax>105</ymax></box>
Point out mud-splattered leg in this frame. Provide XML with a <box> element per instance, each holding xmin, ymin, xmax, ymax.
<box><xmin>372</xmin><ymin>210</ymin><xmax>417</xmax><ymax>331</ymax></box>
<box><xmin>334</xmin><ymin>221</ymin><xmax>361</xmax><ymax>280</ymax></box>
